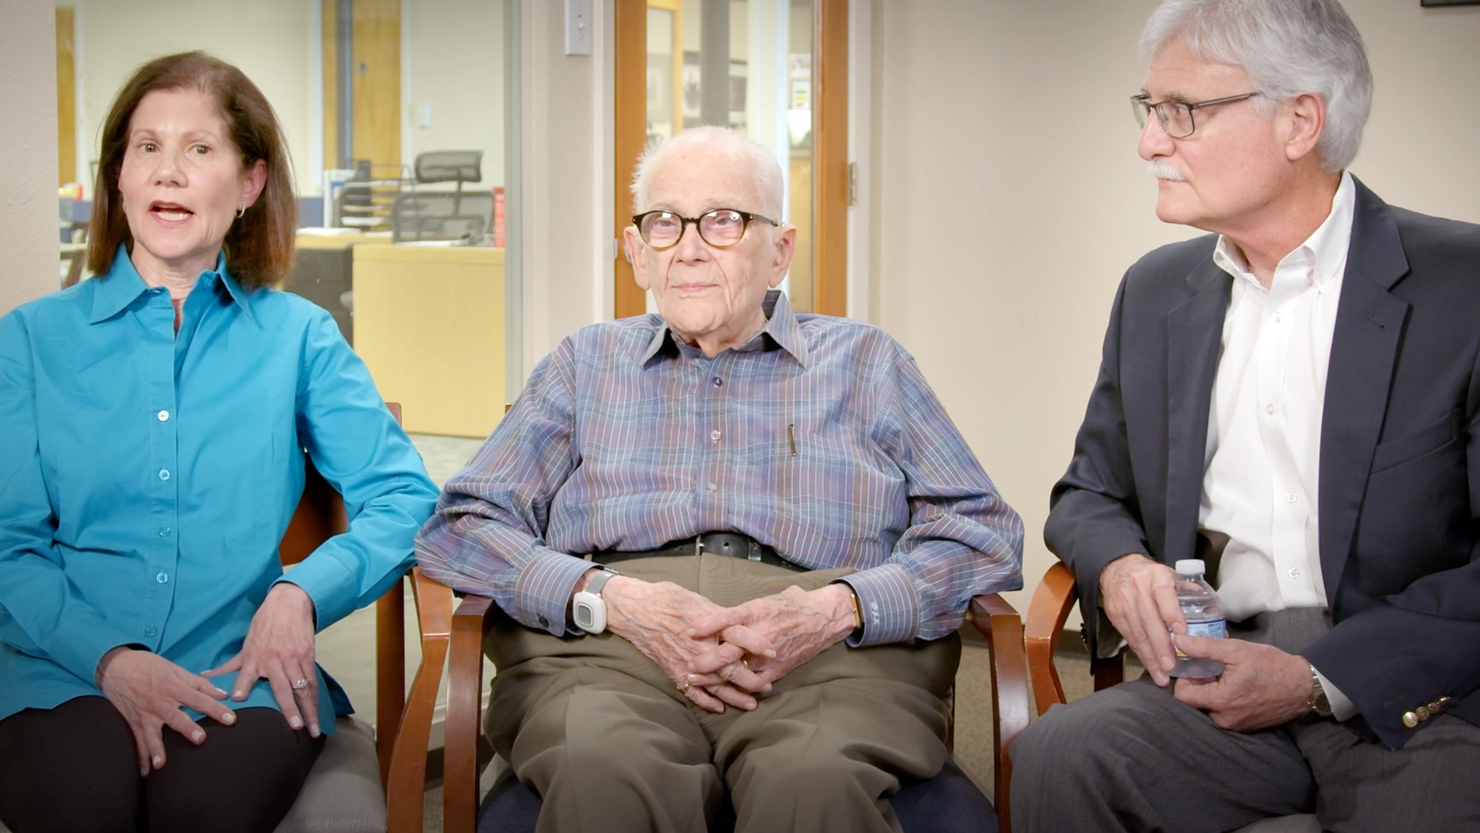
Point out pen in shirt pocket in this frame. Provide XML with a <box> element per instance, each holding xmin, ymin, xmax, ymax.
<box><xmin>788</xmin><ymin>423</ymin><xmax>798</xmax><ymax>457</ymax></box>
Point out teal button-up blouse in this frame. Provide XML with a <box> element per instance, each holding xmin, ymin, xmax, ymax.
<box><xmin>0</xmin><ymin>249</ymin><xmax>439</xmax><ymax>733</ymax></box>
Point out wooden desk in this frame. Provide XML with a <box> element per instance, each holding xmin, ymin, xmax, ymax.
<box><xmin>295</xmin><ymin>229</ymin><xmax>391</xmax><ymax>249</ymax></box>
<box><xmin>352</xmin><ymin>244</ymin><xmax>505</xmax><ymax>439</ymax></box>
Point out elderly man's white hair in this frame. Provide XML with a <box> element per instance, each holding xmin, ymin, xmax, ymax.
<box><xmin>1141</xmin><ymin>0</ymin><xmax>1373</xmax><ymax>173</ymax></box>
<box><xmin>630</xmin><ymin>126</ymin><xmax>785</xmax><ymax>219</ymax></box>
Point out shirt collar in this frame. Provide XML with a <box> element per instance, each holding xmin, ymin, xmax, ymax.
<box><xmin>1213</xmin><ymin>170</ymin><xmax>1357</xmax><ymax>293</ymax></box>
<box><xmin>89</xmin><ymin>245</ymin><xmax>254</xmax><ymax>325</ymax></box>
<box><xmin>640</xmin><ymin>290</ymin><xmax>811</xmax><ymax>368</ymax></box>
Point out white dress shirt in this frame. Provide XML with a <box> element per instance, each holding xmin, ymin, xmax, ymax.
<box><xmin>1199</xmin><ymin>171</ymin><xmax>1358</xmax><ymax>719</ymax></box>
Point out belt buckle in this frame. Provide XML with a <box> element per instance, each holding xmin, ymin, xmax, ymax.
<box><xmin>694</xmin><ymin>534</ymin><xmax>705</xmax><ymax>556</ymax></box>
<box><xmin>747</xmin><ymin>538</ymin><xmax>761</xmax><ymax>562</ymax></box>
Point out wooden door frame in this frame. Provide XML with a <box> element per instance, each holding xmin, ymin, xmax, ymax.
<box><xmin>613</xmin><ymin>0</ymin><xmax>848</xmax><ymax>320</ymax></box>
<box><xmin>56</xmin><ymin>7</ymin><xmax>77</xmax><ymax>188</ymax></box>
<box><xmin>812</xmin><ymin>0</ymin><xmax>847</xmax><ymax>316</ymax></box>
<box><xmin>614</xmin><ymin>0</ymin><xmax>648</xmax><ymax>319</ymax></box>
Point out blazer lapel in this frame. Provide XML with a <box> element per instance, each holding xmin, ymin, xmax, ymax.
<box><xmin>1319</xmin><ymin>180</ymin><xmax>1411</xmax><ymax>609</ymax></box>
<box><xmin>1165</xmin><ymin>260</ymin><xmax>1232</xmax><ymax>562</ymax></box>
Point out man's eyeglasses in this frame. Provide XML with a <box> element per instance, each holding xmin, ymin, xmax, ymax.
<box><xmin>632</xmin><ymin>209</ymin><xmax>778</xmax><ymax>250</ymax></box>
<box><xmin>1131</xmin><ymin>91</ymin><xmax>1261</xmax><ymax>139</ymax></box>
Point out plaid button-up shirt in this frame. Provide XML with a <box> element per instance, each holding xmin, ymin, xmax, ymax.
<box><xmin>415</xmin><ymin>292</ymin><xmax>1023</xmax><ymax>646</ymax></box>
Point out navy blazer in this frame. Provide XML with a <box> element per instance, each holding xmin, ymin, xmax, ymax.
<box><xmin>1045</xmin><ymin>179</ymin><xmax>1480</xmax><ymax>749</ymax></box>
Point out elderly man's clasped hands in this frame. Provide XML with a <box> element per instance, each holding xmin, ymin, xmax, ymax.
<box><xmin>591</xmin><ymin>571</ymin><xmax>856</xmax><ymax>713</ymax></box>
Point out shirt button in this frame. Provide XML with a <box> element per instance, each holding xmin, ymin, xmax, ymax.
<box><xmin>537</xmin><ymin>615</ymin><xmax>549</xmax><ymax>628</ymax></box>
<box><xmin>707</xmin><ymin>482</ymin><xmax>717</xmax><ymax>492</ymax></box>
<box><xmin>157</xmin><ymin>410</ymin><xmax>170</xmax><ymax>422</ymax></box>
<box><xmin>1273</xmin><ymin>312</ymin><xmax>1284</xmax><ymax>323</ymax></box>
<box><xmin>156</xmin><ymin>572</ymin><xmax>169</xmax><ymax>584</ymax></box>
<box><xmin>1284</xmin><ymin>493</ymin><xmax>1297</xmax><ymax>503</ymax></box>
<box><xmin>710</xmin><ymin>430</ymin><xmax>722</xmax><ymax>443</ymax></box>
<box><xmin>712</xmin><ymin>377</ymin><xmax>723</xmax><ymax>387</ymax></box>
<box><xmin>1288</xmin><ymin>567</ymin><xmax>1301</xmax><ymax>579</ymax></box>
<box><xmin>145</xmin><ymin>625</ymin><xmax>157</xmax><ymax>637</ymax></box>
<box><xmin>1265</xmin><ymin>404</ymin><xmax>1276</xmax><ymax>415</ymax></box>
<box><xmin>158</xmin><ymin>469</ymin><xmax>171</xmax><ymax>481</ymax></box>
<box><xmin>158</xmin><ymin>527</ymin><xmax>172</xmax><ymax>537</ymax></box>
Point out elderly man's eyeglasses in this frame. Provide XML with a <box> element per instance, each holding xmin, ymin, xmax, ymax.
<box><xmin>632</xmin><ymin>209</ymin><xmax>778</xmax><ymax>250</ymax></box>
<box><xmin>1131</xmin><ymin>91</ymin><xmax>1261</xmax><ymax>139</ymax></box>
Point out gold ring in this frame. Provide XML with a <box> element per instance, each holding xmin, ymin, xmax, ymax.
<box><xmin>678</xmin><ymin>681</ymin><xmax>691</xmax><ymax>694</ymax></box>
<box><xmin>740</xmin><ymin>658</ymin><xmax>750</xmax><ymax>671</ymax></box>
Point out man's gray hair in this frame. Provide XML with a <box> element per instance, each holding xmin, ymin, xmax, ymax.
<box><xmin>630</xmin><ymin>126</ymin><xmax>785</xmax><ymax>218</ymax></box>
<box><xmin>1141</xmin><ymin>0</ymin><xmax>1373</xmax><ymax>173</ymax></box>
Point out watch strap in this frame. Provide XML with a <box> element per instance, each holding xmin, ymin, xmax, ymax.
<box><xmin>1307</xmin><ymin>663</ymin><xmax>1333</xmax><ymax>717</ymax></box>
<box><xmin>585</xmin><ymin>567</ymin><xmax>618</xmax><ymax>596</ymax></box>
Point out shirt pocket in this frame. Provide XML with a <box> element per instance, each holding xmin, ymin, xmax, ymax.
<box><xmin>758</xmin><ymin>418</ymin><xmax>905</xmax><ymax>544</ymax></box>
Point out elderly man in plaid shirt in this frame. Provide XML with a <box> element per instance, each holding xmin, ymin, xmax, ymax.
<box><xmin>416</xmin><ymin>126</ymin><xmax>1023</xmax><ymax>833</ymax></box>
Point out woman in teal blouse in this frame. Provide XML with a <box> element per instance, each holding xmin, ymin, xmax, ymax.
<box><xmin>0</xmin><ymin>53</ymin><xmax>438</xmax><ymax>833</ymax></box>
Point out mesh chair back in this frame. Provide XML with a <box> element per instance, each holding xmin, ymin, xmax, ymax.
<box><xmin>390</xmin><ymin>190</ymin><xmax>496</xmax><ymax>243</ymax></box>
<box><xmin>415</xmin><ymin>150</ymin><xmax>483</xmax><ymax>186</ymax></box>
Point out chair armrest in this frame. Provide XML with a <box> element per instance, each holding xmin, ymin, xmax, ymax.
<box><xmin>385</xmin><ymin>567</ymin><xmax>453</xmax><ymax>833</ymax></box>
<box><xmin>968</xmin><ymin>592</ymin><xmax>1026</xmax><ymax>833</ymax></box>
<box><xmin>444</xmin><ymin>593</ymin><xmax>500</xmax><ymax>833</ymax></box>
<box><xmin>1025</xmin><ymin>562</ymin><xmax>1078</xmax><ymax>718</ymax></box>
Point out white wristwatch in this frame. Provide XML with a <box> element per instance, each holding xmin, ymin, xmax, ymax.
<box><xmin>572</xmin><ymin>567</ymin><xmax>619</xmax><ymax>634</ymax></box>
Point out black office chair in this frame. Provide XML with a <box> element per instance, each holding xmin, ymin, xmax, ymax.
<box><xmin>390</xmin><ymin>150</ymin><xmax>493</xmax><ymax>243</ymax></box>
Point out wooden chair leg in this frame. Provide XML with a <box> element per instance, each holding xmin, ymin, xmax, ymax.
<box><xmin>444</xmin><ymin>595</ymin><xmax>496</xmax><ymax>833</ymax></box>
<box><xmin>386</xmin><ymin>568</ymin><xmax>452</xmax><ymax>833</ymax></box>
<box><xmin>970</xmin><ymin>593</ymin><xmax>1028</xmax><ymax>833</ymax></box>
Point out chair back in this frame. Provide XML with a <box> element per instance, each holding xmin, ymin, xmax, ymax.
<box><xmin>390</xmin><ymin>191</ymin><xmax>495</xmax><ymax>243</ymax></box>
<box><xmin>414</xmin><ymin>150</ymin><xmax>483</xmax><ymax>187</ymax></box>
<box><xmin>277</xmin><ymin>402</ymin><xmax>406</xmax><ymax>784</ymax></box>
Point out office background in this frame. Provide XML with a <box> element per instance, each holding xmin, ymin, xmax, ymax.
<box><xmin>3</xmin><ymin>0</ymin><xmax>1479</xmax><ymax>696</ymax></box>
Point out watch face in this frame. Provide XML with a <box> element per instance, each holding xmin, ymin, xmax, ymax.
<box><xmin>573</xmin><ymin>602</ymin><xmax>596</xmax><ymax>631</ymax></box>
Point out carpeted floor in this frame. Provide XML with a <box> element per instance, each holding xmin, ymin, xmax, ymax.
<box><xmin>415</xmin><ymin>646</ymin><xmax>1125</xmax><ymax>831</ymax></box>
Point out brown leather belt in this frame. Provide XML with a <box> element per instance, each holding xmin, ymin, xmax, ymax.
<box><xmin>591</xmin><ymin>532</ymin><xmax>803</xmax><ymax>572</ymax></box>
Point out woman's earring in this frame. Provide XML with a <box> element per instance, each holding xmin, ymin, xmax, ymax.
<box><xmin>237</xmin><ymin>204</ymin><xmax>246</xmax><ymax>220</ymax></box>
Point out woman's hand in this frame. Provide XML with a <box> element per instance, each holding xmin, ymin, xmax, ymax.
<box><xmin>95</xmin><ymin>647</ymin><xmax>235</xmax><ymax>776</ymax></box>
<box><xmin>204</xmin><ymin>582</ymin><xmax>321</xmax><ymax>736</ymax></box>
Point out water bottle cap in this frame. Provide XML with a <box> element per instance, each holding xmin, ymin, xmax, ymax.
<box><xmin>1175</xmin><ymin>559</ymin><xmax>1205</xmax><ymax>575</ymax></box>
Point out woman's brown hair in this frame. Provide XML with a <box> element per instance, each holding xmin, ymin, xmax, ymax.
<box><xmin>86</xmin><ymin>51</ymin><xmax>297</xmax><ymax>289</ymax></box>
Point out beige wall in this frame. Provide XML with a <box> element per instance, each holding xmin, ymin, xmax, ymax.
<box><xmin>513</xmin><ymin>0</ymin><xmax>613</xmax><ymax>370</ymax></box>
<box><xmin>68</xmin><ymin>0</ymin><xmax>317</xmax><ymax>196</ymax></box>
<box><xmin>867</xmin><ymin>0</ymin><xmax>1480</xmax><ymax>614</ymax></box>
<box><xmin>407</xmin><ymin>0</ymin><xmax>506</xmax><ymax>186</ymax></box>
<box><xmin>1</xmin><ymin>0</ymin><xmax>62</xmax><ymax>316</ymax></box>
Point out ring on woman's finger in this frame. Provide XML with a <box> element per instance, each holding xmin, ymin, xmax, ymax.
<box><xmin>291</xmin><ymin>678</ymin><xmax>310</xmax><ymax>691</ymax></box>
<box><xmin>741</xmin><ymin>658</ymin><xmax>750</xmax><ymax>671</ymax></box>
<box><xmin>678</xmin><ymin>680</ymin><xmax>691</xmax><ymax>694</ymax></box>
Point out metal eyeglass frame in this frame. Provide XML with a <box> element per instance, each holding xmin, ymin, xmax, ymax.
<box><xmin>1131</xmin><ymin>91</ymin><xmax>1262</xmax><ymax>138</ymax></box>
<box><xmin>631</xmin><ymin>209</ymin><xmax>779</xmax><ymax>250</ymax></box>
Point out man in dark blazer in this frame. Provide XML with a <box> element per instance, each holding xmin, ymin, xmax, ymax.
<box><xmin>1010</xmin><ymin>1</ymin><xmax>1480</xmax><ymax>831</ymax></box>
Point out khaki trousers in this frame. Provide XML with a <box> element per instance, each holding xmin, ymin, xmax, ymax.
<box><xmin>483</xmin><ymin>555</ymin><xmax>960</xmax><ymax>833</ymax></box>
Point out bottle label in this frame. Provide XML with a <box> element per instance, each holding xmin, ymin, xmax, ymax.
<box><xmin>1186</xmin><ymin>619</ymin><xmax>1226</xmax><ymax>639</ymax></box>
<box><xmin>1172</xmin><ymin>619</ymin><xmax>1226</xmax><ymax>656</ymax></box>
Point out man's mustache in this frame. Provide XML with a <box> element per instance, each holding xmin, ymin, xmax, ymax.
<box><xmin>1147</xmin><ymin>160</ymin><xmax>1186</xmax><ymax>182</ymax></box>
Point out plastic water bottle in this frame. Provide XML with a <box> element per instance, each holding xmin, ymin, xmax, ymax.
<box><xmin>1171</xmin><ymin>559</ymin><xmax>1225</xmax><ymax>679</ymax></box>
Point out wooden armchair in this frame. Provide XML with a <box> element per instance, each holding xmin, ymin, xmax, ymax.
<box><xmin>274</xmin><ymin>402</ymin><xmax>444</xmax><ymax>833</ymax></box>
<box><xmin>1024</xmin><ymin>561</ymin><xmax>1318</xmax><ymax>833</ymax></box>
<box><xmin>405</xmin><ymin>581</ymin><xmax>1030</xmax><ymax>833</ymax></box>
